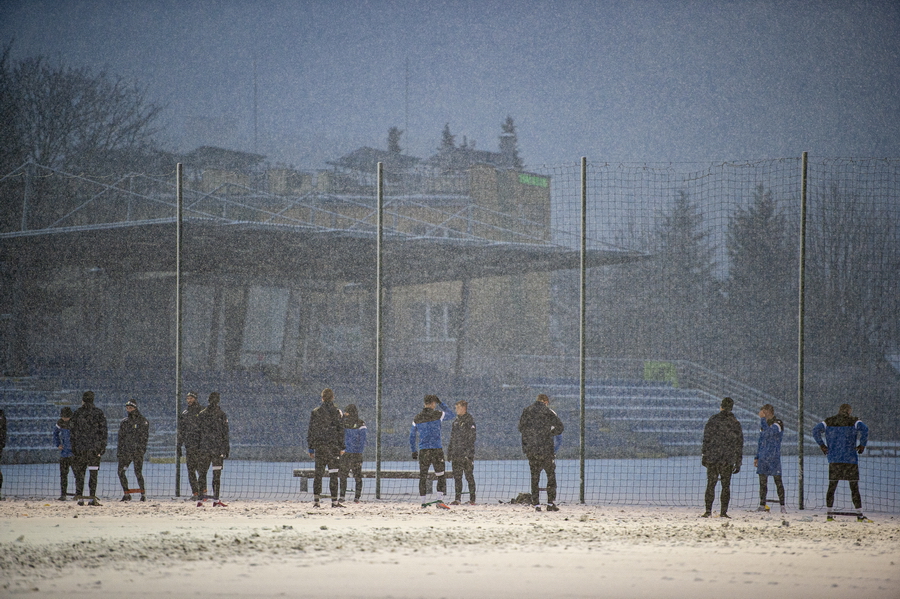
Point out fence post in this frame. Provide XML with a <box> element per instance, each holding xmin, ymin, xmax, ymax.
<box><xmin>375</xmin><ymin>162</ymin><xmax>384</xmax><ymax>499</ymax></box>
<box><xmin>175</xmin><ymin>163</ymin><xmax>184</xmax><ymax>497</ymax></box>
<box><xmin>797</xmin><ymin>151</ymin><xmax>808</xmax><ymax>510</ymax></box>
<box><xmin>579</xmin><ymin>157</ymin><xmax>587</xmax><ymax>504</ymax></box>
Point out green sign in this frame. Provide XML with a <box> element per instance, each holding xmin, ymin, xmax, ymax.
<box><xmin>518</xmin><ymin>173</ymin><xmax>549</xmax><ymax>188</ymax></box>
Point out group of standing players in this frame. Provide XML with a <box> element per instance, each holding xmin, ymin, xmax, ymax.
<box><xmin>702</xmin><ymin>396</ymin><xmax>870</xmax><ymax>520</ymax></box>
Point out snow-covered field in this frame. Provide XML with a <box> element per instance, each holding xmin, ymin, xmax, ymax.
<box><xmin>2</xmin><ymin>498</ymin><xmax>898</xmax><ymax>599</ymax></box>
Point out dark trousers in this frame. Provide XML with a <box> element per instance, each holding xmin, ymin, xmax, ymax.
<box><xmin>59</xmin><ymin>456</ymin><xmax>75</xmax><ymax>496</ymax></box>
<box><xmin>418</xmin><ymin>448</ymin><xmax>447</xmax><ymax>497</ymax></box>
<box><xmin>118</xmin><ymin>455</ymin><xmax>145</xmax><ymax>494</ymax></box>
<box><xmin>527</xmin><ymin>455</ymin><xmax>557</xmax><ymax>505</ymax></box>
<box><xmin>452</xmin><ymin>457</ymin><xmax>476</xmax><ymax>501</ymax></box>
<box><xmin>758</xmin><ymin>474</ymin><xmax>785</xmax><ymax>506</ymax></box>
<box><xmin>185</xmin><ymin>449</ymin><xmax>204</xmax><ymax>495</ymax></box>
<box><xmin>74</xmin><ymin>451</ymin><xmax>100</xmax><ymax>498</ymax></box>
<box><xmin>826</xmin><ymin>480</ymin><xmax>862</xmax><ymax>509</ymax></box>
<box><xmin>313</xmin><ymin>447</ymin><xmax>341</xmax><ymax>500</ymax></box>
<box><xmin>704</xmin><ymin>463</ymin><xmax>733</xmax><ymax>514</ymax></box>
<box><xmin>339</xmin><ymin>453</ymin><xmax>363</xmax><ymax>500</ymax></box>
<box><xmin>199</xmin><ymin>455</ymin><xmax>224</xmax><ymax>499</ymax></box>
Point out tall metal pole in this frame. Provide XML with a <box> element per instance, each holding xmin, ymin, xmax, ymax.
<box><xmin>579</xmin><ymin>157</ymin><xmax>587</xmax><ymax>504</ymax></box>
<box><xmin>797</xmin><ymin>151</ymin><xmax>808</xmax><ymax>510</ymax></box>
<box><xmin>375</xmin><ymin>162</ymin><xmax>384</xmax><ymax>499</ymax></box>
<box><xmin>175</xmin><ymin>163</ymin><xmax>184</xmax><ymax>497</ymax></box>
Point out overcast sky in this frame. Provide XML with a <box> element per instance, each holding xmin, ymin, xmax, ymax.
<box><xmin>2</xmin><ymin>0</ymin><xmax>899</xmax><ymax>169</ymax></box>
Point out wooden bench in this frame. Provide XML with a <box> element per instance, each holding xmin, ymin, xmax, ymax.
<box><xmin>293</xmin><ymin>468</ymin><xmax>454</xmax><ymax>494</ymax></box>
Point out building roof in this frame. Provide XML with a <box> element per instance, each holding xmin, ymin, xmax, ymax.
<box><xmin>327</xmin><ymin>146</ymin><xmax>421</xmax><ymax>174</ymax></box>
<box><xmin>182</xmin><ymin>146</ymin><xmax>266</xmax><ymax>171</ymax></box>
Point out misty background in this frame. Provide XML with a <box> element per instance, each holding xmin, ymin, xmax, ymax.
<box><xmin>2</xmin><ymin>0</ymin><xmax>899</xmax><ymax>168</ymax></box>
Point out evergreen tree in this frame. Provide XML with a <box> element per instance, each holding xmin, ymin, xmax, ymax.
<box><xmin>440</xmin><ymin>123</ymin><xmax>455</xmax><ymax>150</ymax></box>
<box><xmin>387</xmin><ymin>126</ymin><xmax>403</xmax><ymax>153</ymax></box>
<box><xmin>499</xmin><ymin>115</ymin><xmax>523</xmax><ymax>169</ymax></box>
<box><xmin>725</xmin><ymin>184</ymin><xmax>796</xmax><ymax>359</ymax></box>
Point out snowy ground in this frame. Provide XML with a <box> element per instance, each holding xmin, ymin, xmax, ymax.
<box><xmin>1</xmin><ymin>498</ymin><xmax>898</xmax><ymax>599</ymax></box>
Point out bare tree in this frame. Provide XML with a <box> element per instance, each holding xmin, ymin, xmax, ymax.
<box><xmin>387</xmin><ymin>126</ymin><xmax>403</xmax><ymax>153</ymax></box>
<box><xmin>3</xmin><ymin>53</ymin><xmax>163</xmax><ymax>173</ymax></box>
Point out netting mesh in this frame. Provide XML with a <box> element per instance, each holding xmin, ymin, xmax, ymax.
<box><xmin>0</xmin><ymin>157</ymin><xmax>897</xmax><ymax>511</ymax></box>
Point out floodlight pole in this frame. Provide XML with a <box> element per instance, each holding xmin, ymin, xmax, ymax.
<box><xmin>797</xmin><ymin>151</ymin><xmax>808</xmax><ymax>510</ymax></box>
<box><xmin>175</xmin><ymin>163</ymin><xmax>184</xmax><ymax>497</ymax></box>
<box><xmin>375</xmin><ymin>162</ymin><xmax>384</xmax><ymax>499</ymax></box>
<box><xmin>579</xmin><ymin>157</ymin><xmax>587</xmax><ymax>504</ymax></box>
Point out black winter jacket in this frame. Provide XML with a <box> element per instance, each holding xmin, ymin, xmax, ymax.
<box><xmin>702</xmin><ymin>410</ymin><xmax>744</xmax><ymax>466</ymax></box>
<box><xmin>117</xmin><ymin>409</ymin><xmax>149</xmax><ymax>458</ymax></box>
<box><xmin>307</xmin><ymin>401</ymin><xmax>345</xmax><ymax>452</ymax></box>
<box><xmin>448</xmin><ymin>412</ymin><xmax>476</xmax><ymax>460</ymax></box>
<box><xmin>518</xmin><ymin>401</ymin><xmax>564</xmax><ymax>458</ymax></box>
<box><xmin>71</xmin><ymin>403</ymin><xmax>108</xmax><ymax>456</ymax></box>
<box><xmin>178</xmin><ymin>402</ymin><xmax>203</xmax><ymax>451</ymax></box>
<box><xmin>199</xmin><ymin>405</ymin><xmax>230</xmax><ymax>458</ymax></box>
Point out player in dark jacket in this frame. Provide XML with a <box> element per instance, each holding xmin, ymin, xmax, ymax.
<box><xmin>518</xmin><ymin>393</ymin><xmax>564</xmax><ymax>512</ymax></box>
<box><xmin>754</xmin><ymin>403</ymin><xmax>785</xmax><ymax>513</ymax></box>
<box><xmin>701</xmin><ymin>397</ymin><xmax>744</xmax><ymax>518</ymax></box>
<box><xmin>410</xmin><ymin>394</ymin><xmax>455</xmax><ymax>507</ymax></box>
<box><xmin>0</xmin><ymin>407</ymin><xmax>6</xmax><ymax>500</ymax></box>
<box><xmin>448</xmin><ymin>400</ymin><xmax>476</xmax><ymax>505</ymax></box>
<box><xmin>339</xmin><ymin>404</ymin><xmax>367</xmax><ymax>503</ymax></box>
<box><xmin>307</xmin><ymin>388</ymin><xmax>345</xmax><ymax>507</ymax></box>
<box><xmin>117</xmin><ymin>399</ymin><xmax>149</xmax><ymax>502</ymax></box>
<box><xmin>198</xmin><ymin>392</ymin><xmax>230</xmax><ymax>505</ymax></box>
<box><xmin>178</xmin><ymin>391</ymin><xmax>204</xmax><ymax>500</ymax></box>
<box><xmin>71</xmin><ymin>391</ymin><xmax>108</xmax><ymax>506</ymax></box>
<box><xmin>53</xmin><ymin>407</ymin><xmax>75</xmax><ymax>500</ymax></box>
<box><xmin>812</xmin><ymin>403</ymin><xmax>869</xmax><ymax>520</ymax></box>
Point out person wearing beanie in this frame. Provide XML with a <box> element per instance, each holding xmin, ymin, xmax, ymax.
<box><xmin>812</xmin><ymin>403</ymin><xmax>869</xmax><ymax>521</ymax></box>
<box><xmin>701</xmin><ymin>397</ymin><xmax>744</xmax><ymax>518</ymax></box>
<box><xmin>198</xmin><ymin>392</ymin><xmax>230</xmax><ymax>505</ymax></box>
<box><xmin>410</xmin><ymin>394</ymin><xmax>456</xmax><ymax>509</ymax></box>
<box><xmin>339</xmin><ymin>404</ymin><xmax>367</xmax><ymax>503</ymax></box>
<box><xmin>117</xmin><ymin>399</ymin><xmax>149</xmax><ymax>502</ymax></box>
<box><xmin>755</xmin><ymin>404</ymin><xmax>786</xmax><ymax>513</ymax></box>
<box><xmin>0</xmin><ymin>407</ymin><xmax>6</xmax><ymax>500</ymax></box>
<box><xmin>307</xmin><ymin>388</ymin><xmax>345</xmax><ymax>508</ymax></box>
<box><xmin>53</xmin><ymin>407</ymin><xmax>75</xmax><ymax>500</ymax></box>
<box><xmin>448</xmin><ymin>400</ymin><xmax>477</xmax><ymax>505</ymax></box>
<box><xmin>178</xmin><ymin>391</ymin><xmax>204</xmax><ymax>500</ymax></box>
<box><xmin>71</xmin><ymin>391</ymin><xmax>108</xmax><ymax>506</ymax></box>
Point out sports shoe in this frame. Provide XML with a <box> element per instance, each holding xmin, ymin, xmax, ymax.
<box><xmin>189</xmin><ymin>494</ymin><xmax>200</xmax><ymax>501</ymax></box>
<box><xmin>88</xmin><ymin>499</ymin><xmax>101</xmax><ymax>506</ymax></box>
<box><xmin>140</xmin><ymin>495</ymin><xmax>146</xmax><ymax>502</ymax></box>
<box><xmin>826</xmin><ymin>515</ymin><xmax>835</xmax><ymax>522</ymax></box>
<box><xmin>77</xmin><ymin>500</ymin><xmax>85</xmax><ymax>506</ymax></box>
<box><xmin>857</xmin><ymin>515</ymin><xmax>872</xmax><ymax>523</ymax></box>
<box><xmin>313</xmin><ymin>501</ymin><xmax>321</xmax><ymax>508</ymax></box>
<box><xmin>332</xmin><ymin>501</ymin><xmax>346</xmax><ymax>508</ymax></box>
<box><xmin>546</xmin><ymin>503</ymin><xmax>560</xmax><ymax>512</ymax></box>
<box><xmin>534</xmin><ymin>505</ymin><xmax>542</xmax><ymax>512</ymax></box>
<box><xmin>436</xmin><ymin>502</ymin><xmax>450</xmax><ymax>510</ymax></box>
<box><xmin>57</xmin><ymin>495</ymin><xmax>67</xmax><ymax>501</ymax></box>
<box><xmin>756</xmin><ymin>505</ymin><xmax>769</xmax><ymax>512</ymax></box>
<box><xmin>121</xmin><ymin>494</ymin><xmax>132</xmax><ymax>502</ymax></box>
<box><xmin>468</xmin><ymin>500</ymin><xmax>476</xmax><ymax>505</ymax></box>
<box><xmin>700</xmin><ymin>511</ymin><xmax>711</xmax><ymax>518</ymax></box>
<box><xmin>197</xmin><ymin>501</ymin><xmax>204</xmax><ymax>507</ymax></box>
<box><xmin>719</xmin><ymin>513</ymin><xmax>731</xmax><ymax>519</ymax></box>
<box><xmin>354</xmin><ymin>498</ymin><xmax>361</xmax><ymax>504</ymax></box>
<box><xmin>450</xmin><ymin>500</ymin><xmax>461</xmax><ymax>505</ymax></box>
<box><xmin>213</xmin><ymin>500</ymin><xmax>228</xmax><ymax>507</ymax></box>
<box><xmin>780</xmin><ymin>505</ymin><xmax>787</xmax><ymax>514</ymax></box>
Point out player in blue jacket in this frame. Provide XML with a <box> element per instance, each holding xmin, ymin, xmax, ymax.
<box><xmin>754</xmin><ymin>404</ymin><xmax>786</xmax><ymax>513</ymax></box>
<box><xmin>339</xmin><ymin>404</ymin><xmax>367</xmax><ymax>503</ymax></box>
<box><xmin>409</xmin><ymin>394</ymin><xmax>455</xmax><ymax>508</ymax></box>
<box><xmin>812</xmin><ymin>403</ymin><xmax>869</xmax><ymax>520</ymax></box>
<box><xmin>53</xmin><ymin>407</ymin><xmax>75</xmax><ymax>500</ymax></box>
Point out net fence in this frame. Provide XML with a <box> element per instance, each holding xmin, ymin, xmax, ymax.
<box><xmin>0</xmin><ymin>156</ymin><xmax>898</xmax><ymax>511</ymax></box>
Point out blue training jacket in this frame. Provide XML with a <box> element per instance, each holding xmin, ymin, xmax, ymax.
<box><xmin>755</xmin><ymin>417</ymin><xmax>783</xmax><ymax>476</ymax></box>
<box><xmin>812</xmin><ymin>414</ymin><xmax>868</xmax><ymax>465</ymax></box>
<box><xmin>409</xmin><ymin>402</ymin><xmax>455</xmax><ymax>452</ymax></box>
<box><xmin>53</xmin><ymin>421</ymin><xmax>73</xmax><ymax>458</ymax></box>
<box><xmin>344</xmin><ymin>423</ymin><xmax>367</xmax><ymax>454</ymax></box>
